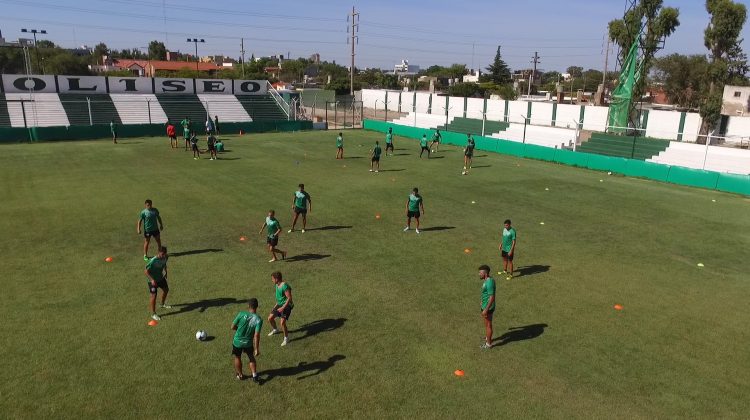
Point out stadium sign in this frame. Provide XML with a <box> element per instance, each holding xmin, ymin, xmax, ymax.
<box><xmin>0</xmin><ymin>75</ymin><xmax>268</xmax><ymax>95</ymax></box>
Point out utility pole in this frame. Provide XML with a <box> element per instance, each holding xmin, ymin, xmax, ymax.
<box><xmin>348</xmin><ymin>6</ymin><xmax>359</xmax><ymax>96</ymax></box>
<box><xmin>528</xmin><ymin>52</ymin><xmax>540</xmax><ymax>97</ymax></box>
<box><xmin>240</xmin><ymin>38</ymin><xmax>245</xmax><ymax>78</ymax></box>
<box><xmin>595</xmin><ymin>33</ymin><xmax>611</xmax><ymax>106</ymax></box>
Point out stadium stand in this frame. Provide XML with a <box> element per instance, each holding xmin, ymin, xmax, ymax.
<box><xmin>58</xmin><ymin>93</ymin><xmax>121</xmax><ymax>126</ymax></box>
<box><xmin>0</xmin><ymin>94</ymin><xmax>11</xmax><ymax>127</ymax></box>
<box><xmin>437</xmin><ymin>117</ymin><xmax>510</xmax><ymax>135</ymax></box>
<box><xmin>490</xmin><ymin>124</ymin><xmax>576</xmax><ymax>149</ymax></box>
<box><xmin>391</xmin><ymin>113</ymin><xmax>452</xmax><ymax>130</ymax></box>
<box><xmin>577</xmin><ymin>133</ymin><xmax>671</xmax><ymax>160</ymax></box>
<box><xmin>155</xmin><ymin>94</ymin><xmax>208</xmax><ymax>127</ymax></box>
<box><xmin>235</xmin><ymin>95</ymin><xmax>288</xmax><ymax>121</ymax></box>
<box><xmin>5</xmin><ymin>93</ymin><xmax>69</xmax><ymax>127</ymax></box>
<box><xmin>110</xmin><ymin>94</ymin><xmax>168</xmax><ymax>125</ymax></box>
<box><xmin>649</xmin><ymin>142</ymin><xmax>750</xmax><ymax>175</ymax></box>
<box><xmin>197</xmin><ymin>94</ymin><xmax>250</xmax><ymax>122</ymax></box>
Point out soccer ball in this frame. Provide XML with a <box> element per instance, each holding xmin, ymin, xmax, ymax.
<box><xmin>195</xmin><ymin>330</ymin><xmax>207</xmax><ymax>341</ymax></box>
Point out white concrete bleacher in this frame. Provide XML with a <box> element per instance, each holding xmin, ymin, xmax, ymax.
<box><xmin>5</xmin><ymin>93</ymin><xmax>69</xmax><ymax>127</ymax></box>
<box><xmin>110</xmin><ymin>94</ymin><xmax>168</xmax><ymax>124</ymax></box>
<box><xmin>490</xmin><ymin>124</ymin><xmax>576</xmax><ymax>149</ymax></box>
<box><xmin>391</xmin><ymin>112</ymin><xmax>452</xmax><ymax>130</ymax></box>
<box><xmin>648</xmin><ymin>142</ymin><xmax>750</xmax><ymax>175</ymax></box>
<box><xmin>197</xmin><ymin>94</ymin><xmax>251</xmax><ymax>122</ymax></box>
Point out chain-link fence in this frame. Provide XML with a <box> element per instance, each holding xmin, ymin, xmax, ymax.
<box><xmin>324</xmin><ymin>100</ymin><xmax>363</xmax><ymax>130</ymax></box>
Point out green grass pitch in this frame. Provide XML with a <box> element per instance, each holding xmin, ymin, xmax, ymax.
<box><xmin>0</xmin><ymin>130</ymin><xmax>748</xmax><ymax>418</ymax></box>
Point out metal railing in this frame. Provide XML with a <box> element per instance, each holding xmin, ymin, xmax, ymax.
<box><xmin>266</xmin><ymin>81</ymin><xmax>290</xmax><ymax>120</ymax></box>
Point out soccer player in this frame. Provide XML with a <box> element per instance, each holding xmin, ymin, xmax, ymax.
<box><xmin>166</xmin><ymin>122</ymin><xmax>177</xmax><ymax>149</ymax></box>
<box><xmin>404</xmin><ymin>187</ymin><xmax>424</xmax><ymax>233</ymax></box>
<box><xmin>180</xmin><ymin>116</ymin><xmax>191</xmax><ymax>150</ymax></box>
<box><xmin>500</xmin><ymin>219</ymin><xmax>517</xmax><ymax>280</ymax></box>
<box><xmin>267</xmin><ymin>271</ymin><xmax>294</xmax><ymax>347</ymax></box>
<box><xmin>207</xmin><ymin>134</ymin><xmax>218</xmax><ymax>160</ymax></box>
<box><xmin>335</xmin><ymin>132</ymin><xmax>344</xmax><ymax>159</ymax></box>
<box><xmin>137</xmin><ymin>199</ymin><xmax>163</xmax><ymax>261</ymax></box>
<box><xmin>430</xmin><ymin>129</ymin><xmax>442</xmax><ymax>152</ymax></box>
<box><xmin>110</xmin><ymin>119</ymin><xmax>118</xmax><ymax>144</ymax></box>
<box><xmin>215</xmin><ymin>138</ymin><xmax>224</xmax><ymax>153</ymax></box>
<box><xmin>145</xmin><ymin>246</ymin><xmax>171</xmax><ymax>321</ymax></box>
<box><xmin>205</xmin><ymin>117</ymin><xmax>214</xmax><ymax>135</ymax></box>
<box><xmin>462</xmin><ymin>134</ymin><xmax>475</xmax><ymax>175</ymax></box>
<box><xmin>190</xmin><ymin>132</ymin><xmax>200</xmax><ymax>159</ymax></box>
<box><xmin>214</xmin><ymin>115</ymin><xmax>221</xmax><ymax>135</ymax></box>
<box><xmin>419</xmin><ymin>134</ymin><xmax>430</xmax><ymax>158</ymax></box>
<box><xmin>231</xmin><ymin>298</ymin><xmax>262</xmax><ymax>383</ymax></box>
<box><xmin>478</xmin><ymin>264</ymin><xmax>496</xmax><ymax>349</ymax></box>
<box><xmin>289</xmin><ymin>184</ymin><xmax>311</xmax><ymax>233</ymax></box>
<box><xmin>370</xmin><ymin>141</ymin><xmax>382</xmax><ymax>172</ymax></box>
<box><xmin>259</xmin><ymin>210</ymin><xmax>286</xmax><ymax>262</ymax></box>
<box><xmin>385</xmin><ymin>127</ymin><xmax>394</xmax><ymax>156</ymax></box>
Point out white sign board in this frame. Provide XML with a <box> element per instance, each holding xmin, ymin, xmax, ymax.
<box><xmin>108</xmin><ymin>77</ymin><xmax>153</xmax><ymax>94</ymax></box>
<box><xmin>2</xmin><ymin>74</ymin><xmax>57</xmax><ymax>93</ymax></box>
<box><xmin>57</xmin><ymin>76</ymin><xmax>107</xmax><ymax>94</ymax></box>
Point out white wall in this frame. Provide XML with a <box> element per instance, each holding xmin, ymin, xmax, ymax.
<box><xmin>448</xmin><ymin>96</ymin><xmax>463</xmax><ymax>119</ymax></box>
<box><xmin>485</xmin><ymin>98</ymin><xmax>505</xmax><ymax>122</ymax></box>
<box><xmin>556</xmin><ymin>104</ymin><xmax>581</xmax><ymax>129</ymax></box>
<box><xmin>466</xmin><ymin>98</ymin><xmax>484</xmax><ymax>120</ymax></box>
<box><xmin>582</xmin><ymin>106</ymin><xmax>609</xmax><ymax>132</ymax></box>
<box><xmin>725</xmin><ymin>116</ymin><xmax>750</xmax><ymax>141</ymax></box>
<box><xmin>507</xmin><ymin>100</ymin><xmax>528</xmax><ymax>123</ymax></box>
<box><xmin>531</xmin><ymin>102</ymin><xmax>554</xmax><ymax>125</ymax></box>
<box><xmin>681</xmin><ymin>113</ymin><xmax>702</xmax><ymax>142</ymax></box>
<box><xmin>415</xmin><ymin>92</ymin><xmax>431</xmax><ymax>114</ymax></box>
<box><xmin>361</xmin><ymin>89</ymin><xmax>386</xmax><ymax>110</ymax></box>
<box><xmin>646</xmin><ymin>109</ymin><xmax>681</xmax><ymax>140</ymax></box>
<box><xmin>400</xmin><ymin>91</ymin><xmax>414</xmax><ymax>113</ymax></box>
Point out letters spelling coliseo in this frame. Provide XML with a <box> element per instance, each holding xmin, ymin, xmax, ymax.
<box><xmin>1</xmin><ymin>74</ymin><xmax>266</xmax><ymax>95</ymax></box>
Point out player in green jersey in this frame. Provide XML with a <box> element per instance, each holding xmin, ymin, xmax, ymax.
<box><xmin>259</xmin><ymin>210</ymin><xmax>286</xmax><ymax>262</ymax></box>
<box><xmin>462</xmin><ymin>134</ymin><xmax>475</xmax><ymax>175</ymax></box>
<box><xmin>404</xmin><ymin>187</ymin><xmax>425</xmax><ymax>234</ymax></box>
<box><xmin>335</xmin><ymin>132</ymin><xmax>344</xmax><ymax>159</ymax></box>
<box><xmin>145</xmin><ymin>246</ymin><xmax>171</xmax><ymax>321</ymax></box>
<box><xmin>110</xmin><ymin>119</ymin><xmax>118</xmax><ymax>144</ymax></box>
<box><xmin>137</xmin><ymin>199</ymin><xmax>164</xmax><ymax>261</ymax></box>
<box><xmin>419</xmin><ymin>134</ymin><xmax>430</xmax><ymax>158</ymax></box>
<box><xmin>385</xmin><ymin>127</ymin><xmax>394</xmax><ymax>156</ymax></box>
<box><xmin>289</xmin><ymin>184</ymin><xmax>312</xmax><ymax>233</ymax></box>
<box><xmin>500</xmin><ymin>219</ymin><xmax>517</xmax><ymax>280</ymax></box>
<box><xmin>267</xmin><ymin>271</ymin><xmax>294</xmax><ymax>347</ymax></box>
<box><xmin>180</xmin><ymin>117</ymin><xmax>191</xmax><ymax>150</ymax></box>
<box><xmin>231</xmin><ymin>298</ymin><xmax>262</xmax><ymax>383</ymax></box>
<box><xmin>370</xmin><ymin>141</ymin><xmax>382</xmax><ymax>173</ymax></box>
<box><xmin>479</xmin><ymin>265</ymin><xmax>496</xmax><ymax>349</ymax></box>
<box><xmin>430</xmin><ymin>129</ymin><xmax>442</xmax><ymax>152</ymax></box>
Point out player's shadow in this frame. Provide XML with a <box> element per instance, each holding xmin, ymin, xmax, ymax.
<box><xmin>161</xmin><ymin>297</ymin><xmax>244</xmax><ymax>317</ymax></box>
<box><xmin>515</xmin><ymin>265</ymin><xmax>550</xmax><ymax>278</ymax></box>
<box><xmin>202</xmin><ymin>336</ymin><xmax>216</xmax><ymax>342</ymax></box>
<box><xmin>285</xmin><ymin>253</ymin><xmax>331</xmax><ymax>262</ymax></box>
<box><xmin>306</xmin><ymin>225</ymin><xmax>352</xmax><ymax>231</ymax></box>
<box><xmin>260</xmin><ymin>355</ymin><xmax>346</xmax><ymax>383</ymax></box>
<box><xmin>392</xmin><ymin>153</ymin><xmax>410</xmax><ymax>156</ymax></box>
<box><xmin>345</xmin><ymin>156</ymin><xmax>364</xmax><ymax>159</ymax></box>
<box><xmin>426</xmin><ymin>156</ymin><xmax>445</xmax><ymax>159</ymax></box>
<box><xmin>218</xmin><ymin>157</ymin><xmax>241</xmax><ymax>160</ymax></box>
<box><xmin>419</xmin><ymin>226</ymin><xmax>455</xmax><ymax>232</ymax></box>
<box><xmin>493</xmin><ymin>324</ymin><xmax>548</xmax><ymax>347</ymax></box>
<box><xmin>378</xmin><ymin>169</ymin><xmax>405</xmax><ymax>172</ymax></box>
<box><xmin>120</xmin><ymin>141</ymin><xmax>143</xmax><ymax>145</ymax></box>
<box><xmin>289</xmin><ymin>318</ymin><xmax>347</xmax><ymax>342</ymax></box>
<box><xmin>170</xmin><ymin>248</ymin><xmax>223</xmax><ymax>257</ymax></box>
<box><xmin>471</xmin><ymin>165</ymin><xmax>491</xmax><ymax>168</ymax></box>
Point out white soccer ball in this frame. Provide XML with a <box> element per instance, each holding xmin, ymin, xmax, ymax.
<box><xmin>195</xmin><ymin>330</ymin><xmax>207</xmax><ymax>341</ymax></box>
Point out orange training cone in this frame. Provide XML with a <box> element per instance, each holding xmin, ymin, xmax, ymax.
<box><xmin>148</xmin><ymin>320</ymin><xmax>158</xmax><ymax>326</ymax></box>
<box><xmin>464</xmin><ymin>248</ymin><xmax>471</xmax><ymax>254</ymax></box>
<box><xmin>239</xmin><ymin>236</ymin><xmax>247</xmax><ymax>242</ymax></box>
<box><xmin>104</xmin><ymin>257</ymin><xmax>113</xmax><ymax>263</ymax></box>
<box><xmin>613</xmin><ymin>304</ymin><xmax>623</xmax><ymax>311</ymax></box>
<box><xmin>375</xmin><ymin>213</ymin><xmax>381</xmax><ymax>219</ymax></box>
<box><xmin>454</xmin><ymin>370</ymin><xmax>465</xmax><ymax>377</ymax></box>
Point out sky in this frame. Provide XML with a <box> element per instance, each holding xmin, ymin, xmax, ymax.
<box><xmin>0</xmin><ymin>0</ymin><xmax>748</xmax><ymax>73</ymax></box>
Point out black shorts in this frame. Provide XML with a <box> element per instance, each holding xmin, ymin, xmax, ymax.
<box><xmin>385</xmin><ymin>143</ymin><xmax>394</xmax><ymax>150</ymax></box>
<box><xmin>208</xmin><ymin>144</ymin><xmax>216</xmax><ymax>151</ymax></box>
<box><xmin>148</xmin><ymin>278</ymin><xmax>169</xmax><ymax>294</ymax></box>
<box><xmin>267</xmin><ymin>236</ymin><xmax>279</xmax><ymax>246</ymax></box>
<box><xmin>169</xmin><ymin>135</ymin><xmax>176</xmax><ymax>140</ymax></box>
<box><xmin>501</xmin><ymin>250</ymin><xmax>514</xmax><ymax>261</ymax></box>
<box><xmin>232</xmin><ymin>345</ymin><xmax>255</xmax><ymax>359</ymax></box>
<box><xmin>482</xmin><ymin>307</ymin><xmax>495</xmax><ymax>320</ymax></box>
<box><xmin>465</xmin><ymin>152</ymin><xmax>473</xmax><ymax>158</ymax></box>
<box><xmin>294</xmin><ymin>207</ymin><xmax>307</xmax><ymax>215</ymax></box>
<box><xmin>191</xmin><ymin>144</ymin><xmax>199</xmax><ymax>151</ymax></box>
<box><xmin>407</xmin><ymin>211</ymin><xmax>420</xmax><ymax>218</ymax></box>
<box><xmin>144</xmin><ymin>230</ymin><xmax>160</xmax><ymax>239</ymax></box>
<box><xmin>431</xmin><ymin>139</ymin><xmax>440</xmax><ymax>144</ymax></box>
<box><xmin>421</xmin><ymin>146</ymin><xmax>430</xmax><ymax>152</ymax></box>
<box><xmin>270</xmin><ymin>304</ymin><xmax>293</xmax><ymax>320</ymax></box>
<box><xmin>372</xmin><ymin>156</ymin><xmax>380</xmax><ymax>162</ymax></box>
<box><xmin>337</xmin><ymin>146</ymin><xmax>343</xmax><ymax>151</ymax></box>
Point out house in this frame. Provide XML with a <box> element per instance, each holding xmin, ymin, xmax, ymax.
<box><xmin>462</xmin><ymin>69</ymin><xmax>481</xmax><ymax>83</ymax></box>
<box><xmin>113</xmin><ymin>59</ymin><xmax>224</xmax><ymax>77</ymax></box>
<box><xmin>722</xmin><ymin>85</ymin><xmax>750</xmax><ymax>116</ymax></box>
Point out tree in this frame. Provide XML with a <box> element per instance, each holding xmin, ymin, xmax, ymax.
<box><xmin>608</xmin><ymin>0</ymin><xmax>680</xmax><ymax>102</ymax></box>
<box><xmin>448</xmin><ymin>82</ymin><xmax>481</xmax><ymax>97</ymax></box>
<box><xmin>726</xmin><ymin>42</ymin><xmax>749</xmax><ymax>85</ymax></box>
<box><xmin>0</xmin><ymin>46</ymin><xmax>25</xmax><ymax>74</ymax></box>
<box><xmin>483</xmin><ymin>46</ymin><xmax>512</xmax><ymax>84</ymax></box>
<box><xmin>566</xmin><ymin>66</ymin><xmax>583</xmax><ymax>78</ymax></box>
<box><xmin>148</xmin><ymin>40</ymin><xmax>167</xmax><ymax>60</ymax></box>
<box><xmin>652</xmin><ymin>54</ymin><xmax>709</xmax><ymax>108</ymax></box>
<box><xmin>92</xmin><ymin>43</ymin><xmax>108</xmax><ymax>65</ymax></box>
<box><xmin>448</xmin><ymin>64</ymin><xmax>468</xmax><ymax>79</ymax></box>
<box><xmin>700</xmin><ymin>0</ymin><xmax>747</xmax><ymax>138</ymax></box>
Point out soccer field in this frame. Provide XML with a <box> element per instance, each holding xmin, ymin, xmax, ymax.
<box><xmin>1</xmin><ymin>130</ymin><xmax>748</xmax><ymax>418</ymax></box>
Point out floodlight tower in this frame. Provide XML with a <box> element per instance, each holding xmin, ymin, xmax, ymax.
<box><xmin>187</xmin><ymin>38</ymin><xmax>205</xmax><ymax>72</ymax></box>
